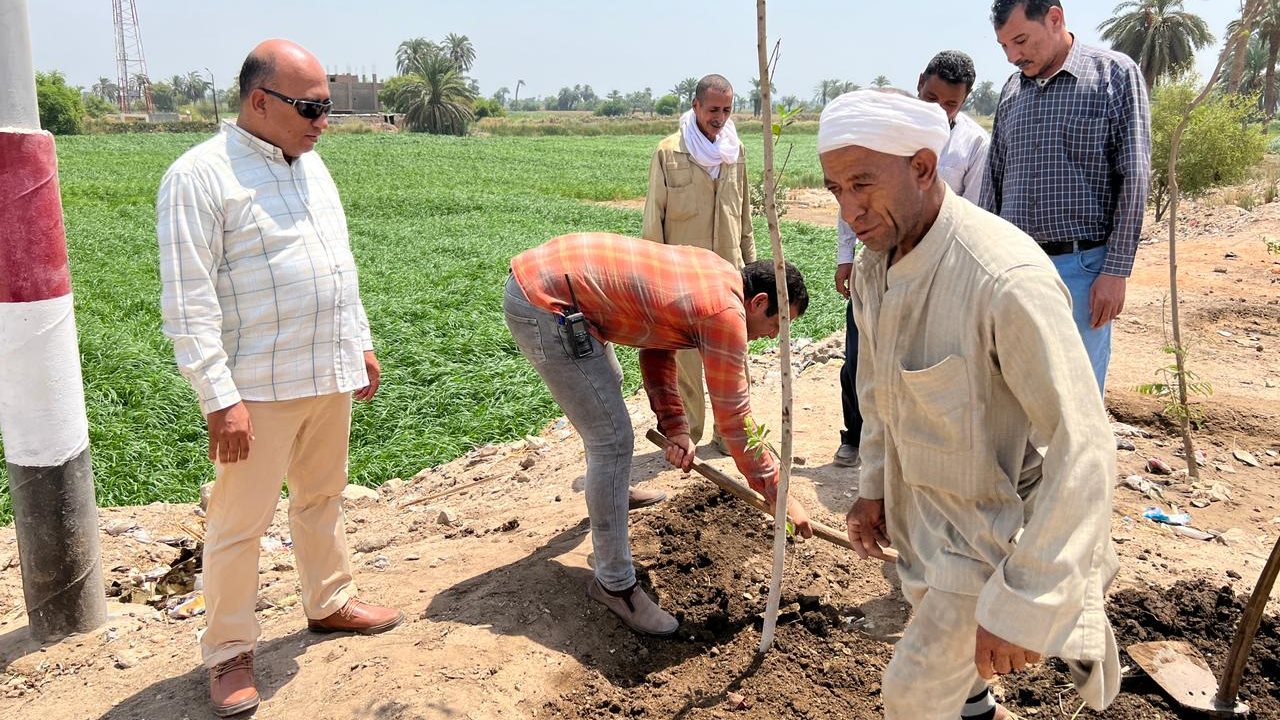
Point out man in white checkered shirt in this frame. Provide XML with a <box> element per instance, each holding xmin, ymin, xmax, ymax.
<box><xmin>157</xmin><ymin>39</ymin><xmax>401</xmax><ymax>717</ymax></box>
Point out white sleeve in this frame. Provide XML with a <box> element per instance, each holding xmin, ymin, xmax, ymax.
<box><xmin>836</xmin><ymin>216</ymin><xmax>858</xmax><ymax>264</ymax></box>
<box><xmin>157</xmin><ymin>170</ymin><xmax>240</xmax><ymax>415</ymax></box>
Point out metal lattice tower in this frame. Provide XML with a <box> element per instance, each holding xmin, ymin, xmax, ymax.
<box><xmin>112</xmin><ymin>0</ymin><xmax>152</xmax><ymax>112</ymax></box>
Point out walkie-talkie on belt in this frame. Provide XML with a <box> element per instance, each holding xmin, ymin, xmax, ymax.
<box><xmin>558</xmin><ymin>274</ymin><xmax>593</xmax><ymax>358</ymax></box>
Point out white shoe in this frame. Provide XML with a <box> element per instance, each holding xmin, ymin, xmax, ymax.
<box><xmin>586</xmin><ymin>578</ymin><xmax>678</xmax><ymax>636</ymax></box>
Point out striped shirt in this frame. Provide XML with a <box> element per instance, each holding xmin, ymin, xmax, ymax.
<box><xmin>510</xmin><ymin>233</ymin><xmax>777</xmax><ymax>491</ymax></box>
<box><xmin>157</xmin><ymin>122</ymin><xmax>372</xmax><ymax>415</ymax></box>
<box><xmin>979</xmin><ymin>38</ymin><xmax>1151</xmax><ymax>278</ymax></box>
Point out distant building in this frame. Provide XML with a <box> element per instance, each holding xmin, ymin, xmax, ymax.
<box><xmin>328</xmin><ymin>73</ymin><xmax>381</xmax><ymax>114</ymax></box>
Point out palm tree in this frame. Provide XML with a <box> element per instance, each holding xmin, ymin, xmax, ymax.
<box><xmin>1256</xmin><ymin>1</ymin><xmax>1280</xmax><ymax>117</ymax></box>
<box><xmin>168</xmin><ymin>74</ymin><xmax>187</xmax><ymax>101</ymax></box>
<box><xmin>1241</xmin><ymin>32</ymin><xmax>1268</xmax><ymax>98</ymax></box>
<box><xmin>1097</xmin><ymin>0</ymin><xmax>1214</xmax><ymax>87</ymax></box>
<box><xmin>92</xmin><ymin>76</ymin><xmax>119</xmax><ymax>103</ymax></box>
<box><xmin>671</xmin><ymin>77</ymin><xmax>698</xmax><ymax>110</ymax></box>
<box><xmin>396</xmin><ymin>37</ymin><xmax>438</xmax><ymax>75</ymax></box>
<box><xmin>513</xmin><ymin>79</ymin><xmax>525</xmax><ymax>108</ymax></box>
<box><xmin>185</xmin><ymin>70</ymin><xmax>210</xmax><ymax>102</ymax></box>
<box><xmin>1220</xmin><ymin>23</ymin><xmax>1267</xmax><ymax>100</ymax></box>
<box><xmin>392</xmin><ymin>51</ymin><xmax>476</xmax><ymax>135</ymax></box>
<box><xmin>812</xmin><ymin>78</ymin><xmax>842</xmax><ymax>106</ymax></box>
<box><xmin>443</xmin><ymin>33</ymin><xmax>476</xmax><ymax>73</ymax></box>
<box><xmin>748</xmin><ymin>76</ymin><xmax>777</xmax><ymax>116</ymax></box>
<box><xmin>872</xmin><ymin>75</ymin><xmax>892</xmax><ymax>88</ymax></box>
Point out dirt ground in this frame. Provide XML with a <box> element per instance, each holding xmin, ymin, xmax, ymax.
<box><xmin>2</xmin><ymin>193</ymin><xmax>1279</xmax><ymax>719</ymax></box>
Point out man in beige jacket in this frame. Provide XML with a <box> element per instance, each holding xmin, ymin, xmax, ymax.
<box><xmin>822</xmin><ymin>90</ymin><xmax>1120</xmax><ymax>720</ymax></box>
<box><xmin>642</xmin><ymin>74</ymin><xmax>755</xmax><ymax>452</ymax></box>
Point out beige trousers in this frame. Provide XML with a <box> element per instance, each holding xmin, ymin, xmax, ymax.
<box><xmin>200</xmin><ymin>393</ymin><xmax>356</xmax><ymax>667</ymax></box>
<box><xmin>883</xmin><ymin>587</ymin><xmax>990</xmax><ymax>719</ymax></box>
<box><xmin>675</xmin><ymin>349</ymin><xmax>710</xmax><ymax>444</ymax></box>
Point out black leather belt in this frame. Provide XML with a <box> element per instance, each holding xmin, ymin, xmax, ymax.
<box><xmin>1039</xmin><ymin>239</ymin><xmax>1107</xmax><ymax>256</ymax></box>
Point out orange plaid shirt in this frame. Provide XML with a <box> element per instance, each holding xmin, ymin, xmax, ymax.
<box><xmin>510</xmin><ymin>232</ymin><xmax>777</xmax><ymax>492</ymax></box>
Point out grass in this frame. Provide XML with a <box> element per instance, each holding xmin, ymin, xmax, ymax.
<box><xmin>476</xmin><ymin>112</ymin><xmax>821</xmax><ymax>138</ymax></box>
<box><xmin>0</xmin><ymin>132</ymin><xmax>842</xmax><ymax>524</ymax></box>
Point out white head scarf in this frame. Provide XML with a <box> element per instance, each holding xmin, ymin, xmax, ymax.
<box><xmin>680</xmin><ymin>108</ymin><xmax>741</xmax><ymax>180</ymax></box>
<box><xmin>818</xmin><ymin>89</ymin><xmax>950</xmax><ymax>159</ymax></box>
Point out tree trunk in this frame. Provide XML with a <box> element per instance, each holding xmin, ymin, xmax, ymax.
<box><xmin>754</xmin><ymin>0</ymin><xmax>794</xmax><ymax>656</ymax></box>
<box><xmin>1228</xmin><ymin>28</ymin><xmax>1248</xmax><ymax>94</ymax></box>
<box><xmin>1265</xmin><ymin>30</ymin><xmax>1280</xmax><ymax>117</ymax></box>
<box><xmin>1166</xmin><ymin>0</ymin><xmax>1264</xmax><ymax>480</ymax></box>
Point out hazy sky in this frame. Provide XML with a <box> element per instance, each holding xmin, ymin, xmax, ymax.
<box><xmin>32</xmin><ymin>0</ymin><xmax>1240</xmax><ymax>101</ymax></box>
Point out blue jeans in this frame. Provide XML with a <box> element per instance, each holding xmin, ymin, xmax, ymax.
<box><xmin>502</xmin><ymin>275</ymin><xmax>636</xmax><ymax>591</ymax></box>
<box><xmin>1049</xmin><ymin>245</ymin><xmax>1110</xmax><ymax>396</ymax></box>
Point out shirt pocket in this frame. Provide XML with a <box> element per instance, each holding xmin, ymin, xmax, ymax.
<box><xmin>897</xmin><ymin>354</ymin><xmax>972</xmax><ymax>451</ymax></box>
<box><xmin>895</xmin><ymin>354</ymin><xmax>985</xmax><ymax>498</ymax></box>
<box><xmin>664</xmin><ymin>165</ymin><xmax>699</xmax><ymax>222</ymax></box>
<box><xmin>1062</xmin><ymin>117</ymin><xmax>1108</xmax><ymax>174</ymax></box>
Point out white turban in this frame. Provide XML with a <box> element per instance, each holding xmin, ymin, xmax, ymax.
<box><xmin>818</xmin><ymin>89</ymin><xmax>950</xmax><ymax>159</ymax></box>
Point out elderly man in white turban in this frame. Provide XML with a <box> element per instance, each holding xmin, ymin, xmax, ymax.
<box><xmin>642</xmin><ymin>74</ymin><xmax>754</xmax><ymax>458</ymax></box>
<box><xmin>821</xmin><ymin>90</ymin><xmax>1120</xmax><ymax>720</ymax></box>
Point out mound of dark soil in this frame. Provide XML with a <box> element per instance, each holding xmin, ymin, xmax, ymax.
<box><xmin>543</xmin><ymin>486</ymin><xmax>896</xmax><ymax>719</ymax></box>
<box><xmin>1006</xmin><ymin>579</ymin><xmax>1280</xmax><ymax>719</ymax></box>
<box><xmin>546</xmin><ymin>488</ymin><xmax>1280</xmax><ymax>719</ymax></box>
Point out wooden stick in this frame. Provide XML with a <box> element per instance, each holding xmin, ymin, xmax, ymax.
<box><xmin>1216</xmin><ymin>532</ymin><xmax>1280</xmax><ymax>705</ymax></box>
<box><xmin>646</xmin><ymin>428</ymin><xmax>896</xmax><ymax>561</ymax></box>
<box><xmin>399</xmin><ymin>475</ymin><xmax>500</xmax><ymax>509</ymax></box>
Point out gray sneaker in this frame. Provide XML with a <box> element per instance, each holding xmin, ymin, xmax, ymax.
<box><xmin>833</xmin><ymin>444</ymin><xmax>860</xmax><ymax>467</ymax></box>
<box><xmin>586</xmin><ymin>578</ymin><xmax>679</xmax><ymax>636</ymax></box>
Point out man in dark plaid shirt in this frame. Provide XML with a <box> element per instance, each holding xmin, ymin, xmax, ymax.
<box><xmin>980</xmin><ymin>0</ymin><xmax>1151</xmax><ymax>395</ymax></box>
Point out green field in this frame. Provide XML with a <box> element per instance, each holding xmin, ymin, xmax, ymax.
<box><xmin>0</xmin><ymin>132</ymin><xmax>843</xmax><ymax>524</ymax></box>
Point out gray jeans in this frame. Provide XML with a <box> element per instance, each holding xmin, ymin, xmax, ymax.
<box><xmin>503</xmin><ymin>275</ymin><xmax>635</xmax><ymax>591</ymax></box>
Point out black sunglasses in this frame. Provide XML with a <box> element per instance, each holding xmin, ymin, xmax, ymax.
<box><xmin>259</xmin><ymin>87</ymin><xmax>333</xmax><ymax>120</ymax></box>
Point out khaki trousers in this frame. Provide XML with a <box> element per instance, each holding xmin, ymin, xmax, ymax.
<box><xmin>882</xmin><ymin>587</ymin><xmax>990</xmax><ymax>719</ymax></box>
<box><xmin>675</xmin><ymin>349</ymin><xmax>710</xmax><ymax>444</ymax></box>
<box><xmin>200</xmin><ymin>393</ymin><xmax>356</xmax><ymax>667</ymax></box>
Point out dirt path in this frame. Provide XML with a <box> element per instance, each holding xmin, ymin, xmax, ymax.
<box><xmin>2</xmin><ymin>196</ymin><xmax>1278</xmax><ymax>719</ymax></box>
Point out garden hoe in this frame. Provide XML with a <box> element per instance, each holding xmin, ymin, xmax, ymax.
<box><xmin>1128</xmin><ymin>533</ymin><xmax>1280</xmax><ymax>717</ymax></box>
<box><xmin>646</xmin><ymin>429</ymin><xmax>896</xmax><ymax>562</ymax></box>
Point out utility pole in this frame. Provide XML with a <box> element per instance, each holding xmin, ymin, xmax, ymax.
<box><xmin>0</xmin><ymin>0</ymin><xmax>107</xmax><ymax>641</ymax></box>
<box><xmin>205</xmin><ymin>67</ymin><xmax>220</xmax><ymax>124</ymax></box>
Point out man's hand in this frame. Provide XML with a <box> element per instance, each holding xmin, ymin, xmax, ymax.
<box><xmin>749</xmin><ymin>475</ymin><xmax>815</xmax><ymax>540</ymax></box>
<box><xmin>207</xmin><ymin>402</ymin><xmax>254</xmax><ymax>464</ymax></box>
<box><xmin>783</xmin><ymin>495</ymin><xmax>814</xmax><ymax>539</ymax></box>
<box><xmin>975</xmin><ymin>625</ymin><xmax>1042</xmax><ymax>679</ymax></box>
<box><xmin>663</xmin><ymin>432</ymin><xmax>696</xmax><ymax>472</ymax></box>
<box><xmin>834</xmin><ymin>262</ymin><xmax>853</xmax><ymax>299</ymax></box>
<box><xmin>845</xmin><ymin>497</ymin><xmax>893</xmax><ymax>561</ymax></box>
<box><xmin>1089</xmin><ymin>274</ymin><xmax>1126</xmax><ymax>329</ymax></box>
<box><xmin>354</xmin><ymin>350</ymin><xmax>381</xmax><ymax>401</ymax></box>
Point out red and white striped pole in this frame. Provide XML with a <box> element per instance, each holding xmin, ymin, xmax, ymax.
<box><xmin>0</xmin><ymin>0</ymin><xmax>107</xmax><ymax>640</ymax></box>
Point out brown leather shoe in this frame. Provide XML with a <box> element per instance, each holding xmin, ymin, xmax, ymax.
<box><xmin>627</xmin><ymin>486</ymin><xmax>667</xmax><ymax>511</ymax></box>
<box><xmin>307</xmin><ymin>598</ymin><xmax>404</xmax><ymax>635</ymax></box>
<box><xmin>209</xmin><ymin>651</ymin><xmax>259</xmax><ymax>717</ymax></box>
